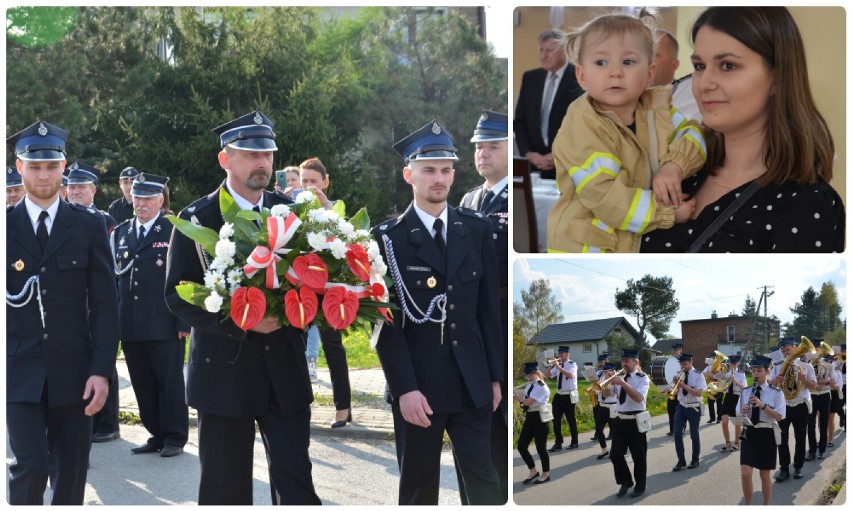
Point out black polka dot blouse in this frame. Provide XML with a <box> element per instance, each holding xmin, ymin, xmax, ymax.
<box><xmin>641</xmin><ymin>171</ymin><xmax>845</xmax><ymax>253</ymax></box>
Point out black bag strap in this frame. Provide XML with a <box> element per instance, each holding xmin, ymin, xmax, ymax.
<box><xmin>688</xmin><ymin>182</ymin><xmax>760</xmax><ymax>253</ymax></box>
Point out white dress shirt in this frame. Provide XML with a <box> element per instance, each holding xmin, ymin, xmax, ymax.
<box><xmin>525</xmin><ymin>380</ymin><xmax>550</xmax><ymax>406</ymax></box>
<box><xmin>737</xmin><ymin>382</ymin><xmax>787</xmax><ymax>424</ymax></box>
<box><xmin>769</xmin><ymin>359</ymin><xmax>817</xmax><ymax>403</ymax></box>
<box><xmin>24</xmin><ymin>196</ymin><xmax>61</xmax><ymax>235</ymax></box>
<box><xmin>412</xmin><ymin>203</ymin><xmax>448</xmax><ymax>242</ymax></box>
<box><xmin>615</xmin><ymin>370</ymin><xmax>649</xmax><ymax>413</ymax></box>
<box><xmin>549</xmin><ymin>359</ymin><xmax>578</xmax><ymax>393</ymax></box>
<box><xmin>676</xmin><ymin>368</ymin><xmax>707</xmax><ymax>405</ymax></box>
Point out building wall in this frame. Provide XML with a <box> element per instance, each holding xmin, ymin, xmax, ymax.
<box><xmin>681</xmin><ymin>316</ymin><xmax>777</xmax><ymax>369</ymax></box>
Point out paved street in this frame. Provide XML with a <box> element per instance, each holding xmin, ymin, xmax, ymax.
<box><xmin>513</xmin><ymin>412</ymin><xmax>846</xmax><ymax>505</ymax></box>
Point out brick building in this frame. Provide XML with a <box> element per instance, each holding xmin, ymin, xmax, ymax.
<box><xmin>680</xmin><ymin>311</ymin><xmax>780</xmax><ymax>369</ymax></box>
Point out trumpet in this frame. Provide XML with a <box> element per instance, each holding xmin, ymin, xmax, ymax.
<box><xmin>669</xmin><ymin>370</ymin><xmax>686</xmax><ymax>400</ymax></box>
<box><xmin>591</xmin><ymin>368</ymin><xmax>626</xmax><ymax>393</ymax></box>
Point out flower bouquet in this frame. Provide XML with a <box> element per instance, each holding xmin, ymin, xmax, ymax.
<box><xmin>168</xmin><ymin>189</ymin><xmax>393</xmax><ymax>334</ymax></box>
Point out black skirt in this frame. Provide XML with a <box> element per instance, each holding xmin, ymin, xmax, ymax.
<box><xmin>740</xmin><ymin>427</ymin><xmax>777</xmax><ymax>470</ymax></box>
<box><xmin>721</xmin><ymin>392</ymin><xmax>740</xmax><ymax>417</ymax></box>
<box><xmin>830</xmin><ymin>390</ymin><xmax>842</xmax><ymax>413</ymax></box>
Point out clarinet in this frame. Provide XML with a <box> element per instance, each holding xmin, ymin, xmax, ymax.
<box><xmin>740</xmin><ymin>380</ymin><xmax>760</xmax><ymax>440</ymax></box>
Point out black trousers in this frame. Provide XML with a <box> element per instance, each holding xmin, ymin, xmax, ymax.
<box><xmin>319</xmin><ymin>329</ymin><xmax>351</xmax><ymax>411</ymax></box>
<box><xmin>778</xmin><ymin>401</ymin><xmax>809</xmax><ymax>470</ymax></box>
<box><xmin>455</xmin><ymin>388</ymin><xmax>508</xmax><ymax>505</ymax></box>
<box><xmin>808</xmin><ymin>392</ymin><xmax>831</xmax><ymax>454</ymax></box>
<box><xmin>551</xmin><ymin>393</ymin><xmax>578</xmax><ymax>446</ymax></box>
<box><xmin>610</xmin><ymin>416</ymin><xmax>647</xmax><ymax>491</ymax></box>
<box><xmin>517</xmin><ymin>411</ymin><xmax>550</xmax><ymax>472</ymax></box>
<box><xmin>594</xmin><ymin>405</ymin><xmax>613</xmax><ymax>449</ymax></box>
<box><xmin>666</xmin><ymin>398</ymin><xmax>677</xmax><ymax>433</ymax></box>
<box><xmin>7</xmin><ymin>401</ymin><xmax>92</xmax><ymax>505</ymax></box>
<box><xmin>707</xmin><ymin>395</ymin><xmax>723</xmax><ymax>421</ymax></box>
<box><xmin>123</xmin><ymin>339</ymin><xmax>189</xmax><ymax>447</ymax></box>
<box><xmin>840</xmin><ymin>384</ymin><xmax>846</xmax><ymax>426</ymax></box>
<box><xmin>92</xmin><ymin>364</ymin><xmax>119</xmax><ymax>435</ymax></box>
<box><xmin>392</xmin><ymin>400</ymin><xmax>500</xmax><ymax>505</ymax></box>
<box><xmin>196</xmin><ymin>402</ymin><xmax>320</xmax><ymax>505</ymax></box>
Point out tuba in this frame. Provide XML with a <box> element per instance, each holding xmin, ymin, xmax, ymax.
<box><xmin>706</xmin><ymin>351</ymin><xmax>731</xmax><ymax>397</ymax></box>
<box><xmin>779</xmin><ymin>336</ymin><xmax>817</xmax><ymax>400</ymax></box>
<box><xmin>813</xmin><ymin>341</ymin><xmax>835</xmax><ymax>391</ymax></box>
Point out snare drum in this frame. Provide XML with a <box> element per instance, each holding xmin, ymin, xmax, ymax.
<box><xmin>650</xmin><ymin>356</ymin><xmax>680</xmax><ymax>391</ymax></box>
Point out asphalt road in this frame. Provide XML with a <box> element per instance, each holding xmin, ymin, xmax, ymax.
<box><xmin>513</xmin><ymin>412</ymin><xmax>846</xmax><ymax>505</ymax></box>
<box><xmin>6</xmin><ymin>422</ymin><xmax>461</xmax><ymax>505</ymax></box>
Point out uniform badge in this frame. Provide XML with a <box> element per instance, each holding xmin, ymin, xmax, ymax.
<box><xmin>6</xmin><ymin>168</ymin><xmax>11</xmax><ymax>175</ymax></box>
<box><xmin>431</xmin><ymin>122</ymin><xmax>441</xmax><ymax>135</ymax></box>
<box><xmin>154</xmin><ymin>225</ymin><xmax>162</xmax><ymax>233</ymax></box>
<box><xmin>123</xmin><ymin>251</ymin><xmax>129</xmax><ymax>259</ymax></box>
<box><xmin>426</xmin><ymin>276</ymin><xmax>437</xmax><ymax>288</ymax></box>
<box><xmin>254</xmin><ymin>112</ymin><xmax>263</xmax><ymax>124</ymax></box>
<box><xmin>38</xmin><ymin>122</ymin><xmax>48</xmax><ymax>136</ymax></box>
<box><xmin>119</xmin><ymin>236</ymin><xmax>126</xmax><ymax>245</ymax></box>
<box><xmin>379</xmin><ymin>224</ymin><xmax>387</xmax><ymax>231</ymax></box>
<box><xmin>136</xmin><ymin>174</ymin><xmax>145</xmax><ymax>183</ymax></box>
<box><xmin>14</xmin><ymin>259</ymin><xmax>24</xmax><ymax>271</ymax></box>
<box><xmin>117</xmin><ymin>261</ymin><xmax>122</xmax><ymax>269</ymax></box>
<box><xmin>156</xmin><ymin>259</ymin><xmax>164</xmax><ymax>267</ymax></box>
<box><xmin>480</xmin><ymin>111</ymin><xmax>488</xmax><ymax>122</ymax></box>
<box><xmin>187</xmin><ymin>206</ymin><xmax>196</xmax><ymax>213</ymax></box>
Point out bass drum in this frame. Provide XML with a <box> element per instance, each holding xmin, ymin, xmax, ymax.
<box><xmin>649</xmin><ymin>355</ymin><xmax>680</xmax><ymax>390</ymax></box>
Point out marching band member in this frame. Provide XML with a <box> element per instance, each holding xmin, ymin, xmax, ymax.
<box><xmin>827</xmin><ymin>355</ymin><xmax>843</xmax><ymax>448</ymax></box>
<box><xmin>594</xmin><ymin>363</ymin><xmax>619</xmax><ymax>460</ymax></box>
<box><xmin>737</xmin><ymin>356</ymin><xmax>785</xmax><ymax>506</ymax></box>
<box><xmin>609</xmin><ymin>348</ymin><xmax>650</xmax><ymax>498</ymax></box>
<box><xmin>666</xmin><ymin>343</ymin><xmax>683</xmax><ymax>436</ymax></box>
<box><xmin>703</xmin><ymin>353</ymin><xmax>723</xmax><ymax>424</ymax></box>
<box><xmin>720</xmin><ymin>355</ymin><xmax>747</xmax><ymax>452</ymax></box>
<box><xmin>806</xmin><ymin>346</ymin><xmax>833</xmax><ymax>461</ymax></box>
<box><xmin>515</xmin><ymin>362</ymin><xmax>551</xmax><ymax>485</ymax></box>
<box><xmin>590</xmin><ymin>354</ymin><xmax>608</xmax><ymax>443</ymax></box>
<box><xmin>548</xmin><ymin>346</ymin><xmax>579</xmax><ymax>451</ymax></box>
<box><xmin>672</xmin><ymin>353</ymin><xmax>706</xmax><ymax>471</ymax></box>
<box><xmin>836</xmin><ymin>344</ymin><xmax>846</xmax><ymax>429</ymax></box>
<box><xmin>769</xmin><ymin>337</ymin><xmax>816</xmax><ymax>482</ymax></box>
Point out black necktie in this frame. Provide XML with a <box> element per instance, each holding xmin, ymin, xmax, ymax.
<box><xmin>558</xmin><ymin>362</ymin><xmax>564</xmax><ymax>389</ymax></box>
<box><xmin>138</xmin><ymin>225</ymin><xmax>146</xmax><ymax>240</ymax></box>
<box><xmin>252</xmin><ymin>205</ymin><xmax>262</xmax><ymax>228</ymax></box>
<box><xmin>750</xmin><ymin>385</ymin><xmax>762</xmax><ymax>424</ymax></box>
<box><xmin>619</xmin><ymin>374</ymin><xmax>629</xmax><ymax>404</ymax></box>
<box><xmin>433</xmin><ymin>218</ymin><xmax>446</xmax><ymax>258</ymax></box>
<box><xmin>682</xmin><ymin>370</ymin><xmax>688</xmax><ymax>396</ymax></box>
<box><xmin>37</xmin><ymin>210</ymin><xmax>49</xmax><ymax>250</ymax></box>
<box><xmin>479</xmin><ymin>189</ymin><xmax>494</xmax><ymax>211</ymax></box>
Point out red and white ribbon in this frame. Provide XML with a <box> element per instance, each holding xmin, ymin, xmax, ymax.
<box><xmin>244</xmin><ymin>214</ymin><xmax>302</xmax><ymax>289</ymax></box>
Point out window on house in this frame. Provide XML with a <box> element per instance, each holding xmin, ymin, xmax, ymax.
<box><xmin>583</xmin><ymin>344</ymin><xmax>592</xmax><ymax>353</ymax></box>
<box><xmin>727</xmin><ymin>325</ymin><xmax>735</xmax><ymax>343</ymax></box>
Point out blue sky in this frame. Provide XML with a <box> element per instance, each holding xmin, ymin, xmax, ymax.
<box><xmin>513</xmin><ymin>256</ymin><xmax>846</xmax><ymax>342</ymax></box>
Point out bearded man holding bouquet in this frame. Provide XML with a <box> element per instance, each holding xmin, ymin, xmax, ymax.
<box><xmin>165</xmin><ymin>111</ymin><xmax>321</xmax><ymax>505</ymax></box>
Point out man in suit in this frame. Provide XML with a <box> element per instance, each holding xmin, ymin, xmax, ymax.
<box><xmin>7</xmin><ymin>166</ymin><xmax>26</xmax><ymax>207</ymax></box>
<box><xmin>108</xmin><ymin>166</ymin><xmax>139</xmax><ymax>224</ymax></box>
<box><xmin>6</xmin><ymin>120</ymin><xmax>119</xmax><ymax>504</ymax></box>
<box><xmin>372</xmin><ymin>119</ymin><xmax>503</xmax><ymax>505</ymax></box>
<box><xmin>65</xmin><ymin>161</ymin><xmax>121</xmax><ymax>443</ymax></box>
<box><xmin>459</xmin><ymin>109</ymin><xmax>508</xmax><ymax>503</ymax></box>
<box><xmin>113</xmin><ymin>173</ymin><xmax>190</xmax><ymax>458</ymax></box>
<box><xmin>165</xmin><ymin>111</ymin><xmax>320</xmax><ymax>504</ymax></box>
<box><xmin>513</xmin><ymin>29</ymin><xmax>584</xmax><ymax>179</ymax></box>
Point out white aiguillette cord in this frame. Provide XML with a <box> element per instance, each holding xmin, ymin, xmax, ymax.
<box><xmin>7</xmin><ymin>275</ymin><xmax>46</xmax><ymax>328</ymax></box>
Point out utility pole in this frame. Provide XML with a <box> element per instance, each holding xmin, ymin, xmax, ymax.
<box><xmin>759</xmin><ymin>285</ymin><xmax>775</xmax><ymax>354</ymax></box>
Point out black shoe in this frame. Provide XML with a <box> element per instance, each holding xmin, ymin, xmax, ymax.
<box><xmin>92</xmin><ymin>431</ymin><xmax>120</xmax><ymax>443</ymax></box>
<box><xmin>828</xmin><ymin>442</ymin><xmax>834</xmax><ymax>447</ymax></box>
<box><xmin>672</xmin><ymin>461</ymin><xmax>686</xmax><ymax>472</ymax></box>
<box><xmin>716</xmin><ymin>419</ymin><xmax>722</xmax><ymax>423</ymax></box>
<box><xmin>160</xmin><ymin>445</ymin><xmax>183</xmax><ymax>458</ymax></box>
<box><xmin>818</xmin><ymin>452</ymin><xmax>826</xmax><ymax>460</ymax></box>
<box><xmin>590</xmin><ymin>435</ymin><xmax>599</xmax><ymax>442</ymax></box>
<box><xmin>616</xmin><ymin>483</ymin><xmax>633</xmax><ymax>498</ymax></box>
<box><xmin>331</xmin><ymin>409</ymin><xmax>352</xmax><ymax>429</ymax></box>
<box><xmin>630</xmin><ymin>489</ymin><xmax>645</xmax><ymax>498</ymax></box>
<box><xmin>606</xmin><ymin>433</ymin><xmax>612</xmax><ymax>440</ymax></box>
<box><xmin>597</xmin><ymin>451</ymin><xmax>610</xmax><ymax>460</ymax></box>
<box><xmin>775</xmin><ymin>469</ymin><xmax>790</xmax><ymax>483</ymax></box>
<box><xmin>522</xmin><ymin>472</ymin><xmax>540</xmax><ymax>484</ymax></box>
<box><xmin>533</xmin><ymin>476</ymin><xmax>551</xmax><ymax>484</ymax></box>
<box><xmin>547</xmin><ymin>444</ymin><xmax>562</xmax><ymax>453</ymax></box>
<box><xmin>565</xmin><ymin>443</ymin><xmax>579</xmax><ymax>450</ymax></box>
<box><xmin>804</xmin><ymin>452</ymin><xmax>815</xmax><ymax>462</ymax></box>
<box><xmin>687</xmin><ymin>460</ymin><xmax>699</xmax><ymax>469</ymax></box>
<box><xmin>792</xmin><ymin>467</ymin><xmax>803</xmax><ymax>479</ymax></box>
<box><xmin>131</xmin><ymin>442</ymin><xmax>163</xmax><ymax>454</ymax></box>
<box><xmin>706</xmin><ymin>419</ymin><xmax>715</xmax><ymax>424</ymax></box>
<box><xmin>666</xmin><ymin>431</ymin><xmax>673</xmax><ymax>436</ymax></box>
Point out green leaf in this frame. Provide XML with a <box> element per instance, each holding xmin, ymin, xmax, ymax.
<box><xmin>236</xmin><ymin>209</ymin><xmax>262</xmax><ymax>221</ymax></box>
<box><xmin>220</xmin><ymin>187</ymin><xmax>239</xmax><ymax>223</ymax></box>
<box><xmin>332</xmin><ymin>199</ymin><xmax>347</xmax><ymax>217</ymax></box>
<box><xmin>349</xmin><ymin>207</ymin><xmax>371</xmax><ymax>232</ymax></box>
<box><xmin>168</xmin><ymin>216</ymin><xmax>220</xmax><ymax>256</ymax></box>
<box><xmin>175</xmin><ymin>282</ymin><xmax>211</xmax><ymax>307</ymax></box>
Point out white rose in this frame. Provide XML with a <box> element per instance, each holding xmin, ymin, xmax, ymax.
<box><xmin>296</xmin><ymin>191</ymin><xmax>316</xmax><ymax>204</ymax></box>
<box><xmin>367</xmin><ymin>240</ymin><xmax>381</xmax><ymax>261</ymax></box>
<box><xmin>308</xmin><ymin>209</ymin><xmax>329</xmax><ymax>223</ymax></box>
<box><xmin>338</xmin><ymin>220</ymin><xmax>356</xmax><ymax>240</ymax></box>
<box><xmin>307</xmin><ymin>232</ymin><xmax>328</xmax><ymax>251</ymax></box>
<box><xmin>209</xmin><ymin>257</ymin><xmax>231</xmax><ymax>272</ymax></box>
<box><xmin>325</xmin><ymin>210</ymin><xmax>341</xmax><ymax>222</ymax></box>
<box><xmin>355</xmin><ymin>229</ymin><xmax>371</xmax><ymax>239</ymax></box>
<box><xmin>270</xmin><ymin>204</ymin><xmax>291</xmax><ymax>218</ymax></box>
<box><xmin>204</xmin><ymin>293</ymin><xmax>224</xmax><ymax>313</ymax></box>
<box><xmin>215</xmin><ymin>239</ymin><xmax>237</xmax><ymax>260</ymax></box>
<box><xmin>328</xmin><ymin>238</ymin><xmax>348</xmax><ymax>259</ymax></box>
<box><xmin>372</xmin><ymin>258</ymin><xmax>387</xmax><ymax>276</ymax></box>
<box><xmin>219</xmin><ymin>222</ymin><xmax>235</xmax><ymax>239</ymax></box>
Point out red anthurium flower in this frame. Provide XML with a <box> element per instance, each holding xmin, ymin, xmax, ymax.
<box><xmin>292</xmin><ymin>253</ymin><xmax>328</xmax><ymax>290</ymax></box>
<box><xmin>230</xmin><ymin>287</ymin><xmax>267</xmax><ymax>331</ymax></box>
<box><xmin>346</xmin><ymin>245</ymin><xmax>372</xmax><ymax>281</ymax></box>
<box><xmin>322</xmin><ymin>286</ymin><xmax>360</xmax><ymax>330</ymax></box>
<box><xmin>284</xmin><ymin>288</ymin><xmax>319</xmax><ymax>330</ymax></box>
<box><xmin>369</xmin><ymin>282</ymin><xmax>387</xmax><ymax>301</ymax></box>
